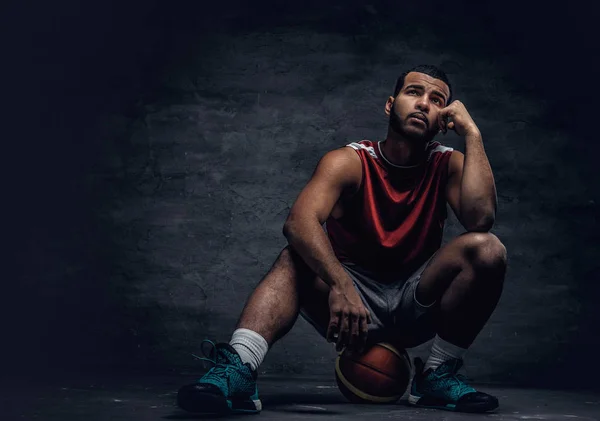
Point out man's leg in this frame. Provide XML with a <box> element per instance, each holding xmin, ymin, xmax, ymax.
<box><xmin>229</xmin><ymin>245</ymin><xmax>327</xmax><ymax>370</ymax></box>
<box><xmin>408</xmin><ymin>232</ymin><xmax>507</xmax><ymax>412</ymax></box>
<box><xmin>178</xmin><ymin>245</ymin><xmax>330</xmax><ymax>414</ymax></box>
<box><xmin>235</xmin><ymin>244</ymin><xmax>323</xmax><ymax>344</ymax></box>
<box><xmin>416</xmin><ymin>231</ymin><xmax>507</xmax><ymax>351</ymax></box>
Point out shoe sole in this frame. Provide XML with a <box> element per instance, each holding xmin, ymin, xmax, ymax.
<box><xmin>230</xmin><ymin>395</ymin><xmax>262</xmax><ymax>414</ymax></box>
<box><xmin>408</xmin><ymin>393</ymin><xmax>498</xmax><ymax>413</ymax></box>
<box><xmin>178</xmin><ymin>391</ymin><xmax>262</xmax><ymax>414</ymax></box>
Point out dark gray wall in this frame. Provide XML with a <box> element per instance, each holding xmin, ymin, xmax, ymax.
<box><xmin>4</xmin><ymin>0</ymin><xmax>599</xmax><ymax>388</ymax></box>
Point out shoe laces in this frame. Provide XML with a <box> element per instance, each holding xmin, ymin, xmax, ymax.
<box><xmin>191</xmin><ymin>339</ymin><xmax>236</xmax><ymax>382</ymax></box>
<box><xmin>432</xmin><ymin>370</ymin><xmax>474</xmax><ymax>394</ymax></box>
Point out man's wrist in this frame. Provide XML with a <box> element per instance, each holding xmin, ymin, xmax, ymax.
<box><xmin>329</xmin><ymin>271</ymin><xmax>353</xmax><ymax>291</ymax></box>
<box><xmin>465</xmin><ymin>125</ymin><xmax>481</xmax><ymax>138</ymax></box>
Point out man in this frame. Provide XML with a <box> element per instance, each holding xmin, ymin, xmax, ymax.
<box><xmin>177</xmin><ymin>64</ymin><xmax>507</xmax><ymax>414</ymax></box>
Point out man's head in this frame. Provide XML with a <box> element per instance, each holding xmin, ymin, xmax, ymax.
<box><xmin>386</xmin><ymin>64</ymin><xmax>452</xmax><ymax>143</ymax></box>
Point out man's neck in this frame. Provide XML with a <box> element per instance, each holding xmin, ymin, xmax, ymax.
<box><xmin>381</xmin><ymin>130</ymin><xmax>429</xmax><ymax>167</ymax></box>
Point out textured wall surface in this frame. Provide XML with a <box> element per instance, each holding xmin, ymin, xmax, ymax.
<box><xmin>5</xmin><ymin>0</ymin><xmax>599</xmax><ymax>388</ymax></box>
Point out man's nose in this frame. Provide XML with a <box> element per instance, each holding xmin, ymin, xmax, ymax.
<box><xmin>416</xmin><ymin>95</ymin><xmax>430</xmax><ymax>111</ymax></box>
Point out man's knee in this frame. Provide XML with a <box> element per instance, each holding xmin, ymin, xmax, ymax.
<box><xmin>276</xmin><ymin>245</ymin><xmax>293</xmax><ymax>262</ymax></box>
<box><xmin>274</xmin><ymin>245</ymin><xmax>309</xmax><ymax>273</ymax></box>
<box><xmin>273</xmin><ymin>245</ymin><xmax>300</xmax><ymax>270</ymax></box>
<box><xmin>267</xmin><ymin>245</ymin><xmax>317</xmax><ymax>294</ymax></box>
<box><xmin>461</xmin><ymin>232</ymin><xmax>507</xmax><ymax>273</ymax></box>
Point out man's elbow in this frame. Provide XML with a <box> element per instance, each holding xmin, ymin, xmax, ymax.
<box><xmin>282</xmin><ymin>216</ymin><xmax>303</xmax><ymax>238</ymax></box>
<box><xmin>282</xmin><ymin>220</ymin><xmax>294</xmax><ymax>238</ymax></box>
<box><xmin>464</xmin><ymin>215</ymin><xmax>495</xmax><ymax>232</ymax></box>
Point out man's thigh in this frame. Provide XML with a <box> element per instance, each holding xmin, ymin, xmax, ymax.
<box><xmin>297</xmin><ymin>273</ymin><xmax>331</xmax><ymax>338</ymax></box>
<box><xmin>390</xmin><ymin>233</ymin><xmax>485</xmax><ymax>347</ymax></box>
<box><xmin>389</xmin><ymin>252</ymin><xmax>440</xmax><ymax>348</ymax></box>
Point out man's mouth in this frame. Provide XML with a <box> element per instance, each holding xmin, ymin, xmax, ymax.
<box><xmin>409</xmin><ymin>113</ymin><xmax>427</xmax><ymax>126</ymax></box>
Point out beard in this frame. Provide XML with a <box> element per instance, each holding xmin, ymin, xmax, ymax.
<box><xmin>389</xmin><ymin>111</ymin><xmax>436</xmax><ymax>144</ymax></box>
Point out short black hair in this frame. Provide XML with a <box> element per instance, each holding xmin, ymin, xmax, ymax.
<box><xmin>393</xmin><ymin>64</ymin><xmax>452</xmax><ymax>104</ymax></box>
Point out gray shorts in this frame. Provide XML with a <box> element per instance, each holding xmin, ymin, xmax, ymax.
<box><xmin>300</xmin><ymin>252</ymin><xmax>439</xmax><ymax>348</ymax></box>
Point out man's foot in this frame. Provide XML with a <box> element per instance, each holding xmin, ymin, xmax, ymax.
<box><xmin>408</xmin><ymin>357</ymin><xmax>498</xmax><ymax>413</ymax></box>
<box><xmin>177</xmin><ymin>340</ymin><xmax>262</xmax><ymax>414</ymax></box>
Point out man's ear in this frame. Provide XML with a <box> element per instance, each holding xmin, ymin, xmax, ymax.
<box><xmin>384</xmin><ymin>96</ymin><xmax>394</xmax><ymax>115</ymax></box>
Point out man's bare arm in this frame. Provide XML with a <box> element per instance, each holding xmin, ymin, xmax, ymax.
<box><xmin>459</xmin><ymin>131</ymin><xmax>497</xmax><ymax>231</ymax></box>
<box><xmin>439</xmin><ymin>100</ymin><xmax>496</xmax><ymax>232</ymax></box>
<box><xmin>282</xmin><ymin>147</ymin><xmax>361</xmax><ymax>290</ymax></box>
<box><xmin>283</xmin><ymin>146</ymin><xmax>371</xmax><ymax>351</ymax></box>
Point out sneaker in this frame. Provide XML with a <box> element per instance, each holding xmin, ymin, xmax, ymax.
<box><xmin>408</xmin><ymin>357</ymin><xmax>499</xmax><ymax>413</ymax></box>
<box><xmin>177</xmin><ymin>340</ymin><xmax>262</xmax><ymax>414</ymax></box>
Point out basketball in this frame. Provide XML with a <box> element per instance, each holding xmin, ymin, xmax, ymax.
<box><xmin>335</xmin><ymin>342</ymin><xmax>412</xmax><ymax>404</ymax></box>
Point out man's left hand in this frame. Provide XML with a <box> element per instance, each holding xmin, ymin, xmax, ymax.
<box><xmin>438</xmin><ymin>100</ymin><xmax>480</xmax><ymax>137</ymax></box>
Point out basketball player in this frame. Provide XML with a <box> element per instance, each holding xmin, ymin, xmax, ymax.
<box><xmin>177</xmin><ymin>64</ymin><xmax>507</xmax><ymax>414</ymax></box>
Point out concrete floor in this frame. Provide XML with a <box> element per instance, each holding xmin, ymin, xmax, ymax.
<box><xmin>3</xmin><ymin>373</ymin><xmax>599</xmax><ymax>421</ymax></box>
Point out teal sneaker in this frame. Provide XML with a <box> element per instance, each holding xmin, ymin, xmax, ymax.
<box><xmin>408</xmin><ymin>357</ymin><xmax>498</xmax><ymax>413</ymax></box>
<box><xmin>177</xmin><ymin>340</ymin><xmax>262</xmax><ymax>414</ymax></box>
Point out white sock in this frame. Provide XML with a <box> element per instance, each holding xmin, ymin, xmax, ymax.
<box><xmin>424</xmin><ymin>335</ymin><xmax>467</xmax><ymax>372</ymax></box>
<box><xmin>229</xmin><ymin>328</ymin><xmax>269</xmax><ymax>372</ymax></box>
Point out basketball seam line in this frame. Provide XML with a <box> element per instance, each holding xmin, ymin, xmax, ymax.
<box><xmin>344</xmin><ymin>360</ymin><xmax>405</xmax><ymax>380</ymax></box>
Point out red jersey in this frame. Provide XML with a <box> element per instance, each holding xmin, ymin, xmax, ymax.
<box><xmin>325</xmin><ymin>139</ymin><xmax>454</xmax><ymax>283</ymax></box>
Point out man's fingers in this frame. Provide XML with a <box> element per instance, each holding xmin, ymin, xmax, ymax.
<box><xmin>336</xmin><ymin>313</ymin><xmax>350</xmax><ymax>352</ymax></box>
<box><xmin>438</xmin><ymin>106</ymin><xmax>453</xmax><ymax>134</ymax></box>
<box><xmin>348</xmin><ymin>313</ymin><xmax>360</xmax><ymax>348</ymax></box>
<box><xmin>326</xmin><ymin>324</ymin><xmax>338</xmax><ymax>343</ymax></box>
<box><xmin>357</xmin><ymin>315</ymin><xmax>369</xmax><ymax>353</ymax></box>
<box><xmin>438</xmin><ymin>107</ymin><xmax>451</xmax><ymax>120</ymax></box>
<box><xmin>438</xmin><ymin>115</ymin><xmax>448</xmax><ymax>134</ymax></box>
<box><xmin>326</xmin><ymin>311</ymin><xmax>340</xmax><ymax>343</ymax></box>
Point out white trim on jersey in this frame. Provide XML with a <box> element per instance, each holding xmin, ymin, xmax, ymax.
<box><xmin>428</xmin><ymin>143</ymin><xmax>454</xmax><ymax>161</ymax></box>
<box><xmin>347</xmin><ymin>142</ymin><xmax>378</xmax><ymax>159</ymax></box>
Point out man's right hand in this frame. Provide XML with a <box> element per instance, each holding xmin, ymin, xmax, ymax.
<box><xmin>326</xmin><ymin>284</ymin><xmax>372</xmax><ymax>354</ymax></box>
